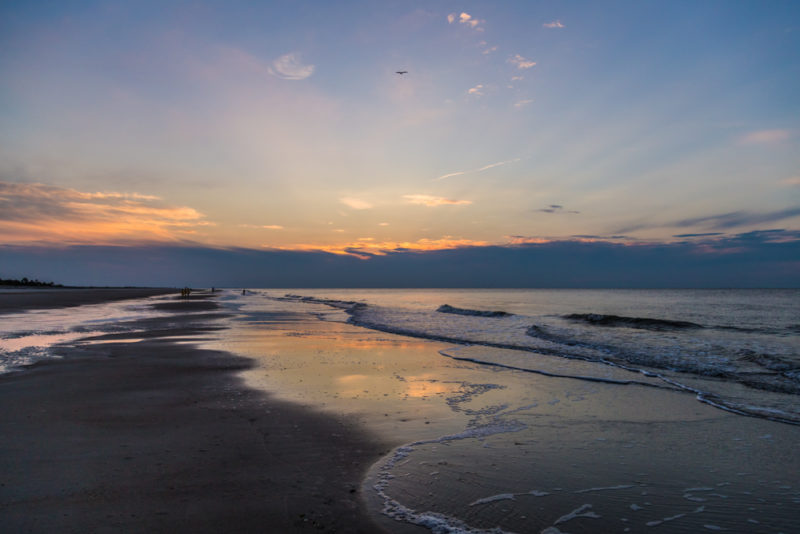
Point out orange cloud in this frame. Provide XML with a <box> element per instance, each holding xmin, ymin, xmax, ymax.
<box><xmin>272</xmin><ymin>237</ymin><xmax>489</xmax><ymax>257</ymax></box>
<box><xmin>0</xmin><ymin>181</ymin><xmax>210</xmax><ymax>245</ymax></box>
<box><xmin>340</xmin><ymin>197</ymin><xmax>373</xmax><ymax>210</ymax></box>
<box><xmin>239</xmin><ymin>224</ymin><xmax>284</xmax><ymax>230</ymax></box>
<box><xmin>403</xmin><ymin>194</ymin><xmax>472</xmax><ymax>207</ymax></box>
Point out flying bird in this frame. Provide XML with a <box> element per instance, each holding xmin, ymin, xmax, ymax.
<box><xmin>395</xmin><ymin>70</ymin><xmax>408</xmax><ymax>75</ymax></box>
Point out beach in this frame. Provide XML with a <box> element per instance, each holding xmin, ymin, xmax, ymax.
<box><xmin>0</xmin><ymin>290</ymin><xmax>392</xmax><ymax>533</ymax></box>
<box><xmin>1</xmin><ymin>288</ymin><xmax>799</xmax><ymax>533</ymax></box>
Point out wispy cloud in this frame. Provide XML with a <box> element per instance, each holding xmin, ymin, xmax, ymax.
<box><xmin>340</xmin><ymin>197</ymin><xmax>373</xmax><ymax>210</ymax></box>
<box><xmin>467</xmin><ymin>84</ymin><xmax>484</xmax><ymax>96</ymax></box>
<box><xmin>239</xmin><ymin>224</ymin><xmax>284</xmax><ymax>230</ymax></box>
<box><xmin>0</xmin><ymin>182</ymin><xmax>209</xmax><ymax>244</ymax></box>
<box><xmin>739</xmin><ymin>129</ymin><xmax>791</xmax><ymax>145</ymax></box>
<box><xmin>506</xmin><ymin>235</ymin><xmax>552</xmax><ymax>245</ymax></box>
<box><xmin>674</xmin><ymin>207</ymin><xmax>800</xmax><ymax>229</ymax></box>
<box><xmin>482</xmin><ymin>45</ymin><xmax>498</xmax><ymax>55</ymax></box>
<box><xmin>508</xmin><ymin>54</ymin><xmax>536</xmax><ymax>69</ymax></box>
<box><xmin>673</xmin><ymin>232</ymin><xmax>725</xmax><ymax>238</ymax></box>
<box><xmin>543</xmin><ymin>20</ymin><xmax>565</xmax><ymax>29</ymax></box>
<box><xmin>779</xmin><ymin>177</ymin><xmax>800</xmax><ymax>187</ymax></box>
<box><xmin>537</xmin><ymin>204</ymin><xmax>580</xmax><ymax>214</ymax></box>
<box><xmin>448</xmin><ymin>12</ymin><xmax>484</xmax><ymax>31</ymax></box>
<box><xmin>514</xmin><ymin>99</ymin><xmax>533</xmax><ymax>108</ymax></box>
<box><xmin>403</xmin><ymin>194</ymin><xmax>472</xmax><ymax>207</ymax></box>
<box><xmin>616</xmin><ymin>207</ymin><xmax>800</xmax><ymax>234</ymax></box>
<box><xmin>434</xmin><ymin>158</ymin><xmax>521</xmax><ymax>181</ymax></box>
<box><xmin>268</xmin><ymin>52</ymin><xmax>314</xmax><ymax>80</ymax></box>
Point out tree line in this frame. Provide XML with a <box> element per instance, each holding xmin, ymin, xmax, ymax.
<box><xmin>0</xmin><ymin>277</ymin><xmax>63</xmax><ymax>287</ymax></box>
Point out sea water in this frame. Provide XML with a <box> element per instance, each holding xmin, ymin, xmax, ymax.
<box><xmin>267</xmin><ymin>289</ymin><xmax>800</xmax><ymax>424</ymax></box>
<box><xmin>0</xmin><ymin>294</ymin><xmax>180</xmax><ymax>372</ymax></box>
<box><xmin>2</xmin><ymin>288</ymin><xmax>798</xmax><ymax>532</ymax></box>
<box><xmin>223</xmin><ymin>289</ymin><xmax>799</xmax><ymax>533</ymax></box>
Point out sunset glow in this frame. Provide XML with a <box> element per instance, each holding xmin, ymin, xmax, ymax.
<box><xmin>1</xmin><ymin>1</ymin><xmax>798</xmax><ymax>285</ymax></box>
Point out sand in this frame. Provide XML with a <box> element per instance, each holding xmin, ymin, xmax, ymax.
<box><xmin>0</xmin><ymin>292</ymin><xmax>393</xmax><ymax>533</ymax></box>
<box><xmin>0</xmin><ymin>288</ymin><xmax>176</xmax><ymax>314</ymax></box>
<box><xmin>3</xmin><ymin>289</ymin><xmax>799</xmax><ymax>533</ymax></box>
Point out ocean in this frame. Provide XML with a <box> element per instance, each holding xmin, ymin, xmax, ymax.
<box><xmin>257</xmin><ymin>289</ymin><xmax>800</xmax><ymax>424</ymax></box>
<box><xmin>2</xmin><ymin>288</ymin><xmax>799</xmax><ymax>532</ymax></box>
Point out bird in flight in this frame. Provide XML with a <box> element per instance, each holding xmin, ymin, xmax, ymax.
<box><xmin>395</xmin><ymin>70</ymin><xmax>408</xmax><ymax>75</ymax></box>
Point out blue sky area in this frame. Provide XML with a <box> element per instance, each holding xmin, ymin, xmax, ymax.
<box><xmin>1</xmin><ymin>1</ymin><xmax>798</xmax><ymax>286</ymax></box>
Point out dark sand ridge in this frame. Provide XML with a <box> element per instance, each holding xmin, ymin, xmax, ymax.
<box><xmin>0</xmin><ymin>292</ymin><xmax>393</xmax><ymax>533</ymax></box>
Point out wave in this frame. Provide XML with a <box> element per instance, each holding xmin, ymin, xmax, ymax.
<box><xmin>564</xmin><ymin>313</ymin><xmax>703</xmax><ymax>331</ymax></box>
<box><xmin>437</xmin><ymin>304</ymin><xmax>512</xmax><ymax>318</ymax></box>
<box><xmin>270</xmin><ymin>293</ymin><xmax>800</xmax><ymax>424</ymax></box>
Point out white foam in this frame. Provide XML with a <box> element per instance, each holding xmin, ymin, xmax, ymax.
<box><xmin>372</xmin><ymin>420</ymin><xmax>527</xmax><ymax>533</ymax></box>
<box><xmin>553</xmin><ymin>504</ymin><xmax>600</xmax><ymax>525</ymax></box>
<box><xmin>646</xmin><ymin>513</ymin><xmax>685</xmax><ymax>527</ymax></box>
<box><xmin>469</xmin><ymin>494</ymin><xmax>516</xmax><ymax>507</ymax></box>
<box><xmin>576</xmin><ymin>484</ymin><xmax>636</xmax><ymax>493</ymax></box>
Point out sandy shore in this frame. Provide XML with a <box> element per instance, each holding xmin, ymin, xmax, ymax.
<box><xmin>0</xmin><ymin>292</ymin><xmax>392</xmax><ymax>533</ymax></box>
<box><xmin>0</xmin><ymin>287</ymin><xmax>176</xmax><ymax>314</ymax></box>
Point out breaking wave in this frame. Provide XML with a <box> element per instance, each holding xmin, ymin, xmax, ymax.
<box><xmin>437</xmin><ymin>304</ymin><xmax>513</xmax><ymax>318</ymax></box>
<box><xmin>564</xmin><ymin>313</ymin><xmax>703</xmax><ymax>331</ymax></box>
<box><xmin>274</xmin><ymin>293</ymin><xmax>800</xmax><ymax>425</ymax></box>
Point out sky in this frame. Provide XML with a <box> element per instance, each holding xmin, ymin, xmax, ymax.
<box><xmin>1</xmin><ymin>1</ymin><xmax>798</xmax><ymax>286</ymax></box>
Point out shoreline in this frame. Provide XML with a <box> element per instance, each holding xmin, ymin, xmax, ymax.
<box><xmin>0</xmin><ymin>292</ymin><xmax>392</xmax><ymax>532</ymax></box>
<box><xmin>0</xmin><ymin>287</ymin><xmax>177</xmax><ymax>314</ymax></box>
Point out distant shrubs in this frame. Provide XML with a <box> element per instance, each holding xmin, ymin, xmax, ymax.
<box><xmin>0</xmin><ymin>277</ymin><xmax>63</xmax><ymax>287</ymax></box>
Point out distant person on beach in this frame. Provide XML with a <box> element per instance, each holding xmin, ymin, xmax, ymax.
<box><xmin>242</xmin><ymin>289</ymin><xmax>246</xmax><ymax>295</ymax></box>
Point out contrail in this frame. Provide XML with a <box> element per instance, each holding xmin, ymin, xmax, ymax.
<box><xmin>434</xmin><ymin>158</ymin><xmax>521</xmax><ymax>181</ymax></box>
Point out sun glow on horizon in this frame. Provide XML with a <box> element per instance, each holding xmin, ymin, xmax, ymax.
<box><xmin>0</xmin><ymin>1</ymin><xmax>798</xmax><ymax>273</ymax></box>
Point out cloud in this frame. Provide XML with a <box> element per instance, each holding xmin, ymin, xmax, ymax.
<box><xmin>508</xmin><ymin>54</ymin><xmax>536</xmax><ymax>69</ymax></box>
<box><xmin>673</xmin><ymin>232</ymin><xmax>725</xmax><ymax>238</ymax></box>
<box><xmin>0</xmin><ymin>181</ymin><xmax>209</xmax><ymax>245</ymax></box>
<box><xmin>268</xmin><ymin>52</ymin><xmax>314</xmax><ymax>80</ymax></box>
<box><xmin>4</xmin><ymin>230</ymin><xmax>799</xmax><ymax>288</ymax></box>
<box><xmin>239</xmin><ymin>224</ymin><xmax>284</xmax><ymax>230</ymax></box>
<box><xmin>615</xmin><ymin>207</ymin><xmax>800</xmax><ymax>234</ymax></box>
<box><xmin>674</xmin><ymin>207</ymin><xmax>800</xmax><ymax>230</ymax></box>
<box><xmin>434</xmin><ymin>158</ymin><xmax>520</xmax><ymax>181</ymax></box>
<box><xmin>537</xmin><ymin>204</ymin><xmax>580</xmax><ymax>214</ymax></box>
<box><xmin>339</xmin><ymin>197</ymin><xmax>373</xmax><ymax>210</ymax></box>
<box><xmin>467</xmin><ymin>84</ymin><xmax>484</xmax><ymax>96</ymax></box>
<box><xmin>447</xmin><ymin>12</ymin><xmax>484</xmax><ymax>31</ymax></box>
<box><xmin>739</xmin><ymin>129</ymin><xmax>791</xmax><ymax>145</ymax></box>
<box><xmin>379</xmin><ymin>222</ymin><xmax>389</xmax><ymax>226</ymax></box>
<box><xmin>482</xmin><ymin>45</ymin><xmax>498</xmax><ymax>55</ymax></box>
<box><xmin>543</xmin><ymin>20</ymin><xmax>565</xmax><ymax>28</ymax></box>
<box><xmin>276</xmin><ymin>236</ymin><xmax>489</xmax><ymax>258</ymax></box>
<box><xmin>403</xmin><ymin>194</ymin><xmax>472</xmax><ymax>207</ymax></box>
<box><xmin>779</xmin><ymin>177</ymin><xmax>800</xmax><ymax>187</ymax></box>
<box><xmin>514</xmin><ymin>99</ymin><xmax>533</xmax><ymax>108</ymax></box>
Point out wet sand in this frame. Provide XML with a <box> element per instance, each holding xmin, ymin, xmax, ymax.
<box><xmin>0</xmin><ymin>287</ymin><xmax>176</xmax><ymax>314</ymax></box>
<box><xmin>206</xmin><ymin>295</ymin><xmax>800</xmax><ymax>533</ymax></box>
<box><xmin>0</xmin><ymin>292</ymin><xmax>392</xmax><ymax>533</ymax></box>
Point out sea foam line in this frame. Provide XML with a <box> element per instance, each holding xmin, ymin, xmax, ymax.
<box><xmin>372</xmin><ymin>420</ymin><xmax>526</xmax><ymax>534</ymax></box>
